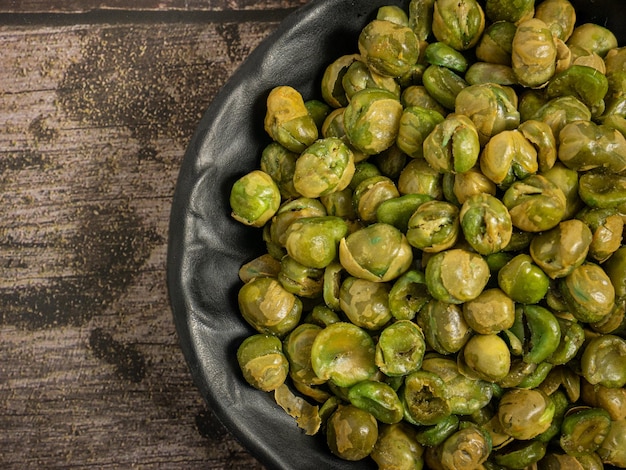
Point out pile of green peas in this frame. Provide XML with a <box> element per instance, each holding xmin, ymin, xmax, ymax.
<box><xmin>229</xmin><ymin>0</ymin><xmax>626</xmax><ymax>468</ymax></box>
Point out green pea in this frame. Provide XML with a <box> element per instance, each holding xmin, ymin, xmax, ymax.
<box><xmin>402</xmin><ymin>370</ymin><xmax>451</xmax><ymax>426</ymax></box>
<box><xmin>426</xmin><ymin>248</ymin><xmax>490</xmax><ymax>304</ymax></box>
<box><xmin>230</xmin><ymin>170</ymin><xmax>281</xmax><ymax>228</ymax></box>
<box><xmin>560</xmin><ymin>408</ymin><xmax>612</xmax><ymax>457</ymax></box>
<box><xmin>348</xmin><ymin>380</ymin><xmax>404</xmax><ymax>424</ymax></box>
<box><xmin>375</xmin><ymin>320</ymin><xmax>426</xmax><ymax>376</ymax></box>
<box><xmin>237</xmin><ymin>334</ymin><xmax>289</xmax><ymax>392</ymax></box>
<box><xmin>498</xmin><ymin>254</ymin><xmax>549</xmax><ymax>304</ymax></box>
<box><xmin>388</xmin><ymin>270</ymin><xmax>431</xmax><ymax>321</ymax></box>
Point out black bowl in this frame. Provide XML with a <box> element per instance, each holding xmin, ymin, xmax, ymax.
<box><xmin>167</xmin><ymin>1</ymin><xmax>625</xmax><ymax>469</ymax></box>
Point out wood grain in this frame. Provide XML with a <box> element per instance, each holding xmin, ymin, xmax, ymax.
<box><xmin>0</xmin><ymin>6</ymin><xmax>308</xmax><ymax>467</ymax></box>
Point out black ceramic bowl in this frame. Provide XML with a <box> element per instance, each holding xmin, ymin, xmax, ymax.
<box><xmin>167</xmin><ymin>1</ymin><xmax>625</xmax><ymax>469</ymax></box>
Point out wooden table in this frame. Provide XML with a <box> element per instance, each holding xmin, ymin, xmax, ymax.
<box><xmin>0</xmin><ymin>1</ymin><xmax>307</xmax><ymax>467</ymax></box>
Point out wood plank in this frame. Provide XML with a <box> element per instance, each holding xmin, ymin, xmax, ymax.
<box><xmin>0</xmin><ymin>0</ymin><xmax>309</xmax><ymax>14</ymax></box>
<box><xmin>0</xmin><ymin>18</ymin><xmax>288</xmax><ymax>468</ymax></box>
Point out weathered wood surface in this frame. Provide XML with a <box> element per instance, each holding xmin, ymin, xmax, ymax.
<box><xmin>0</xmin><ymin>2</ymin><xmax>308</xmax><ymax>468</ymax></box>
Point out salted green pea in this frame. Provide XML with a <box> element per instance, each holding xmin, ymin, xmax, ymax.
<box><xmin>348</xmin><ymin>380</ymin><xmax>403</xmax><ymax>424</ymax></box>
<box><xmin>530</xmin><ymin>95</ymin><xmax>592</xmax><ymax>139</ymax></box>
<box><xmin>417</xmin><ymin>299</ymin><xmax>472</xmax><ymax>354</ymax></box>
<box><xmin>512</xmin><ymin>19</ymin><xmax>557</xmax><ymax>88</ymax></box>
<box><xmin>373</xmin><ymin>145</ymin><xmax>407</xmax><ymax>179</ymax></box>
<box><xmin>578</xmin><ymin>169</ymin><xmax>626</xmax><ymax>210</ymax></box>
<box><xmin>517</xmin><ymin>304</ymin><xmax>561</xmax><ymax>364</ymax></box>
<box><xmin>476</xmin><ymin>20</ymin><xmax>516</xmax><ymax>65</ymax></box>
<box><xmin>581</xmin><ymin>335</ymin><xmax>626</xmax><ymax>388</ymax></box>
<box><xmin>546</xmin><ymin>65</ymin><xmax>608</xmax><ymax>117</ymax></box>
<box><xmin>518</xmin><ymin>119</ymin><xmax>557</xmax><ymax>173</ymax></box>
<box><xmin>358</xmin><ymin>19</ymin><xmax>420</xmax><ymax>78</ymax></box>
<box><xmin>407</xmin><ymin>200</ymin><xmax>460</xmax><ymax>253</ymax></box>
<box><xmin>264</xmin><ymin>85</ymin><xmax>318</xmax><ymax>153</ymax></box>
<box><xmin>541</xmin><ymin>162</ymin><xmax>582</xmax><ymax>219</ymax></box>
<box><xmin>238</xmin><ymin>277</ymin><xmax>302</xmax><ymax>337</ymax></box>
<box><xmin>388</xmin><ymin>270</ymin><xmax>431</xmax><ymax>321</ymax></box>
<box><xmin>424</xmin><ymin>41</ymin><xmax>468</xmax><ymax>72</ymax></box>
<box><xmin>402</xmin><ymin>370</ymin><xmax>451</xmax><ymax>426</ymax></box>
<box><xmin>422</xmin><ymin>65</ymin><xmax>468</xmax><ymax>110</ymax></box>
<box><xmin>260</xmin><ymin>142</ymin><xmax>300</xmax><ymax>200</ymax></box>
<box><xmin>341</xmin><ymin>59</ymin><xmax>401</xmax><ymax>101</ymax></box>
<box><xmin>479</xmin><ymin>129</ymin><xmax>538</xmax><ymax>186</ymax></box>
<box><xmin>339</xmin><ymin>277</ymin><xmax>391</xmax><ymax>330</ymax></box>
<box><xmin>597</xmin><ymin>419</ymin><xmax>626</xmax><ymax>468</ymax></box>
<box><xmin>455</xmin><ymin>83</ymin><xmax>520</xmax><ymax>146</ymax></box>
<box><xmin>492</xmin><ymin>440</ymin><xmax>547</xmax><ymax>468</ymax></box>
<box><xmin>432</xmin><ymin>0</ymin><xmax>485</xmax><ymax>51</ymax></box>
<box><xmin>547</xmin><ymin>316</ymin><xmax>586</xmax><ymax>365</ymax></box>
<box><xmin>320</xmin><ymin>187</ymin><xmax>355</xmax><ymax>220</ymax></box>
<box><xmin>278</xmin><ymin>255</ymin><xmax>324</xmax><ymax>298</ymax></box>
<box><xmin>498</xmin><ymin>254</ymin><xmax>549</xmax><ymax>304</ymax></box>
<box><xmin>440</xmin><ymin>424</ymin><xmax>491</xmax><ymax>470</ymax></box>
<box><xmin>423</xmin><ymin>114</ymin><xmax>480</xmax><ymax>173</ymax></box>
<box><xmin>344</xmin><ymin>88</ymin><xmax>403</xmax><ymax>155</ymax></box>
<box><xmin>485</xmin><ymin>0</ymin><xmax>534</xmax><ymax>24</ymax></box>
<box><xmin>353</xmin><ymin>175</ymin><xmax>400</xmax><ymax>224</ymax></box>
<box><xmin>339</xmin><ymin>223</ymin><xmax>413</xmax><ymax>283</ymax></box>
<box><xmin>230</xmin><ymin>170</ymin><xmax>281</xmax><ymax>228</ymax></box>
<box><xmin>293</xmin><ymin>137</ymin><xmax>355</xmax><ymax>199</ymax></box>
<box><xmin>560</xmin><ymin>263</ymin><xmax>616</xmax><ymax>323</ymax></box>
<box><xmin>460</xmin><ymin>193</ymin><xmax>513</xmax><ymax>256</ymax></box>
<box><xmin>425</xmin><ymin>248</ymin><xmax>490</xmax><ymax>304</ymax></box>
<box><xmin>577</xmin><ymin>207</ymin><xmax>624</xmax><ymax>262</ymax></box>
<box><xmin>558</xmin><ymin>121</ymin><xmax>626</xmax><ymax>173</ymax></box>
<box><xmin>326</xmin><ymin>404</ymin><xmax>378</xmax><ymax>461</ymax></box>
<box><xmin>502</xmin><ymin>174</ymin><xmax>566</xmax><ymax>232</ymax></box>
<box><xmin>376</xmin><ymin>193</ymin><xmax>433</xmax><ymax>232</ymax></box>
<box><xmin>534</xmin><ymin>0</ymin><xmax>576</xmax><ymax>41</ymax></box>
<box><xmin>415</xmin><ymin>414</ymin><xmax>459</xmax><ymax>447</ymax></box>
<box><xmin>376</xmin><ymin>320</ymin><xmax>426</xmax><ymax>376</ymax></box>
<box><xmin>285</xmin><ymin>216</ymin><xmax>348</xmax><ymax>269</ymax></box>
<box><xmin>567</xmin><ymin>23</ymin><xmax>618</xmax><ymax>58</ymax></box>
<box><xmin>397</xmin><ymin>158</ymin><xmax>443</xmax><ymax>198</ymax></box>
<box><xmin>269</xmin><ymin>197</ymin><xmax>327</xmax><ymax>248</ymax></box>
<box><xmin>604</xmin><ymin>246</ymin><xmax>626</xmax><ymax>298</ymax></box>
<box><xmin>451</xmin><ymin>166</ymin><xmax>497</xmax><ymax>204</ymax></box>
<box><xmin>321</xmin><ymin>54</ymin><xmax>360</xmax><ymax>108</ymax></box>
<box><xmin>465</xmin><ymin>62</ymin><xmax>517</xmax><ymax>86</ymax></box>
<box><xmin>377</xmin><ymin>5</ymin><xmax>409</xmax><ymax>25</ymax></box>
<box><xmin>498</xmin><ymin>388</ymin><xmax>555</xmax><ymax>440</ymax></box>
<box><xmin>311</xmin><ymin>322</ymin><xmax>376</xmax><ymax>388</ymax></box>
<box><xmin>349</xmin><ymin>161</ymin><xmax>381</xmax><ymax>191</ymax></box>
<box><xmin>396</xmin><ymin>106</ymin><xmax>445</xmax><ymax>159</ymax></box>
<box><xmin>462</xmin><ymin>288</ymin><xmax>515</xmax><ymax>334</ymax></box>
<box><xmin>237</xmin><ymin>334</ymin><xmax>289</xmax><ymax>392</ymax></box>
<box><xmin>560</xmin><ymin>408</ymin><xmax>612</xmax><ymax>457</ymax></box>
<box><xmin>371</xmin><ymin>422</ymin><xmax>425</xmax><ymax>470</ymax></box>
<box><xmin>461</xmin><ymin>334</ymin><xmax>511</xmax><ymax>382</ymax></box>
<box><xmin>401</xmin><ymin>85</ymin><xmax>447</xmax><ymax>115</ymax></box>
<box><xmin>283</xmin><ymin>323</ymin><xmax>324</xmax><ymax>386</ymax></box>
<box><xmin>529</xmin><ymin>219</ymin><xmax>592</xmax><ymax>279</ymax></box>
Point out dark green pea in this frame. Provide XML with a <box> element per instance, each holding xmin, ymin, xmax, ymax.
<box><xmin>238</xmin><ymin>277</ymin><xmax>303</xmax><ymax>337</ymax></box>
<box><xmin>529</xmin><ymin>219</ymin><xmax>592</xmax><ymax>279</ymax></box>
<box><xmin>530</xmin><ymin>95</ymin><xmax>592</xmax><ymax>139</ymax></box>
<box><xmin>560</xmin><ymin>263</ymin><xmax>615</xmax><ymax>323</ymax></box>
<box><xmin>604</xmin><ymin>246</ymin><xmax>626</xmax><ymax>298</ymax></box>
<box><xmin>492</xmin><ymin>440</ymin><xmax>547</xmax><ymax>469</ymax></box>
<box><xmin>476</xmin><ymin>20</ymin><xmax>516</xmax><ymax>66</ymax></box>
<box><xmin>431</xmin><ymin>0</ymin><xmax>485</xmax><ymax>51</ymax></box>
<box><xmin>339</xmin><ymin>276</ymin><xmax>392</xmax><ymax>330</ymax></box>
<box><xmin>578</xmin><ymin>169</ymin><xmax>626</xmax><ymax>209</ymax></box>
<box><xmin>311</xmin><ymin>322</ymin><xmax>376</xmax><ymax>388</ymax></box>
<box><xmin>415</xmin><ymin>414</ymin><xmax>459</xmax><ymax>447</ymax></box>
<box><xmin>388</xmin><ymin>270</ymin><xmax>431</xmax><ymax>321</ymax></box>
<box><xmin>285</xmin><ymin>216</ymin><xmax>349</xmax><ymax>269</ymax></box>
<box><xmin>460</xmin><ymin>193</ymin><xmax>513</xmax><ymax>256</ymax></box>
<box><xmin>371</xmin><ymin>422</ymin><xmax>425</xmax><ymax>469</ymax></box>
<box><xmin>417</xmin><ymin>299</ymin><xmax>472</xmax><ymax>354</ymax></box>
<box><xmin>358</xmin><ymin>19</ymin><xmax>421</xmax><ymax>78</ymax></box>
<box><xmin>560</xmin><ymin>408</ymin><xmax>612</xmax><ymax>457</ymax></box>
<box><xmin>423</xmin><ymin>114</ymin><xmax>480</xmax><ymax>173</ymax></box>
<box><xmin>541</xmin><ymin>162</ymin><xmax>583</xmax><ymax>219</ymax></box>
<box><xmin>230</xmin><ymin>170</ymin><xmax>281</xmax><ymax>228</ymax></box>
<box><xmin>278</xmin><ymin>255</ymin><xmax>324</xmax><ymax>298</ymax></box>
<box><xmin>547</xmin><ymin>317</ymin><xmax>586</xmax><ymax>366</ymax></box>
<box><xmin>425</xmin><ymin>41</ymin><xmax>468</xmax><ymax>72</ymax></box>
<box><xmin>264</xmin><ymin>85</ymin><xmax>318</xmax><ymax>153</ymax></box>
<box><xmin>422</xmin><ymin>65</ymin><xmax>468</xmax><ymax>110</ymax></box>
<box><xmin>498</xmin><ymin>254</ymin><xmax>549</xmax><ymax>304</ymax></box>
<box><xmin>396</xmin><ymin>106</ymin><xmax>445</xmax><ymax>159</ymax></box>
<box><xmin>426</xmin><ymin>248</ymin><xmax>490</xmax><ymax>304</ymax></box>
<box><xmin>348</xmin><ymin>380</ymin><xmax>404</xmax><ymax>424</ymax></box>
<box><xmin>502</xmin><ymin>174</ymin><xmax>566</xmax><ymax>232</ymax></box>
<box><xmin>326</xmin><ymin>404</ymin><xmax>378</xmax><ymax>461</ymax></box>
<box><xmin>407</xmin><ymin>200</ymin><xmax>460</xmax><ymax>253</ymax></box>
<box><xmin>546</xmin><ymin>65</ymin><xmax>608</xmax><ymax>118</ymax></box>
<box><xmin>581</xmin><ymin>334</ymin><xmax>626</xmax><ymax>388</ymax></box>
<box><xmin>375</xmin><ymin>320</ymin><xmax>426</xmax><ymax>377</ymax></box>
<box><xmin>402</xmin><ymin>370</ymin><xmax>451</xmax><ymax>426</ymax></box>
<box><xmin>237</xmin><ymin>334</ymin><xmax>289</xmax><ymax>392</ymax></box>
<box><xmin>465</xmin><ymin>62</ymin><xmax>517</xmax><ymax>86</ymax></box>
<box><xmin>558</xmin><ymin>121</ymin><xmax>626</xmax><ymax>173</ymax></box>
<box><xmin>577</xmin><ymin>207</ymin><xmax>624</xmax><ymax>263</ymax></box>
<box><xmin>376</xmin><ymin>193</ymin><xmax>433</xmax><ymax>233</ymax></box>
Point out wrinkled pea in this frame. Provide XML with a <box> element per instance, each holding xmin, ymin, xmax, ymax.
<box><xmin>431</xmin><ymin>0</ymin><xmax>485</xmax><ymax>51</ymax></box>
<box><xmin>423</xmin><ymin>114</ymin><xmax>480</xmax><ymax>173</ymax></box>
<box><xmin>406</xmin><ymin>200</ymin><xmax>460</xmax><ymax>253</ymax></box>
<box><xmin>512</xmin><ymin>19</ymin><xmax>557</xmax><ymax>88</ymax></box>
<box><xmin>237</xmin><ymin>334</ymin><xmax>289</xmax><ymax>392</ymax></box>
<box><xmin>460</xmin><ymin>192</ymin><xmax>513</xmax><ymax>255</ymax></box>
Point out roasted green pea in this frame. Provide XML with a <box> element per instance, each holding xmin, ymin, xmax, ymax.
<box><xmin>475</xmin><ymin>20</ymin><xmax>516</xmax><ymax>65</ymax></box>
<box><xmin>270</xmin><ymin>197</ymin><xmax>327</xmax><ymax>248</ymax></box>
<box><xmin>577</xmin><ymin>207</ymin><xmax>624</xmax><ymax>262</ymax></box>
<box><xmin>560</xmin><ymin>408</ymin><xmax>612</xmax><ymax>457</ymax></box>
<box><xmin>530</xmin><ymin>95</ymin><xmax>592</xmax><ymax>139</ymax></box>
<box><xmin>344</xmin><ymin>88</ymin><xmax>403</xmax><ymax>155</ymax></box>
<box><xmin>388</xmin><ymin>270</ymin><xmax>431</xmax><ymax>321</ymax></box>
<box><xmin>567</xmin><ymin>23</ymin><xmax>618</xmax><ymax>59</ymax></box>
<box><xmin>402</xmin><ymin>370</ymin><xmax>451</xmax><ymax>425</ymax></box>
<box><xmin>502</xmin><ymin>174</ymin><xmax>566</xmax><ymax>232</ymax></box>
<box><xmin>517</xmin><ymin>304</ymin><xmax>562</xmax><ymax>364</ymax></box>
<box><xmin>321</xmin><ymin>54</ymin><xmax>360</xmax><ymax>108</ymax></box>
<box><xmin>463</xmin><ymin>288</ymin><xmax>515</xmax><ymax>334</ymax></box>
<box><xmin>492</xmin><ymin>439</ymin><xmax>547</xmax><ymax>469</ymax></box>
<box><xmin>278</xmin><ymin>255</ymin><xmax>324</xmax><ymax>298</ymax></box>
<box><xmin>373</xmin><ymin>145</ymin><xmax>407</xmax><ymax>179</ymax></box>
<box><xmin>431</xmin><ymin>0</ymin><xmax>485</xmax><ymax>51</ymax></box>
<box><xmin>401</xmin><ymin>84</ymin><xmax>447</xmax><ymax>115</ymax></box>
<box><xmin>358</xmin><ymin>19</ymin><xmax>421</xmax><ymax>78</ymax></box>
<box><xmin>260</xmin><ymin>142</ymin><xmax>300</xmax><ymax>200</ymax></box>
<box><xmin>417</xmin><ymin>299</ymin><xmax>472</xmax><ymax>354</ymax></box>
<box><xmin>560</xmin><ymin>263</ymin><xmax>616</xmax><ymax>323</ymax></box>
<box><xmin>578</xmin><ymin>169</ymin><xmax>626</xmax><ymax>210</ymax></box>
<box><xmin>238</xmin><ymin>253</ymin><xmax>282</xmax><ymax>283</ymax></box>
<box><xmin>485</xmin><ymin>0</ymin><xmax>533</xmax><ymax>24</ymax></box>
<box><xmin>498</xmin><ymin>388</ymin><xmax>555</xmax><ymax>440</ymax></box>
<box><xmin>597</xmin><ymin>418</ymin><xmax>626</xmax><ymax>468</ymax></box>
<box><xmin>534</xmin><ymin>0</ymin><xmax>576</xmax><ymax>41</ymax></box>
<box><xmin>348</xmin><ymin>380</ymin><xmax>403</xmax><ymax>424</ymax></box>
<box><xmin>376</xmin><ymin>193</ymin><xmax>433</xmax><ymax>232</ymax></box>
<box><xmin>460</xmin><ymin>193</ymin><xmax>513</xmax><ymax>255</ymax></box>
<box><xmin>353</xmin><ymin>175</ymin><xmax>400</xmax><ymax>224</ymax></box>
<box><xmin>320</xmin><ymin>187</ymin><xmax>356</xmax><ymax>220</ymax></box>
<box><xmin>397</xmin><ymin>158</ymin><xmax>443</xmax><ymax>198</ymax></box>
<box><xmin>376</xmin><ymin>320</ymin><xmax>426</xmax><ymax>376</ymax></box>
<box><xmin>451</xmin><ymin>166</ymin><xmax>497</xmax><ymax>204</ymax></box>
<box><xmin>518</xmin><ymin>119</ymin><xmax>557</xmax><ymax>173</ymax></box>
<box><xmin>558</xmin><ymin>121</ymin><xmax>626</xmax><ymax>174</ymax></box>
<box><xmin>238</xmin><ymin>277</ymin><xmax>303</xmax><ymax>337</ymax></box>
<box><xmin>341</xmin><ymin>59</ymin><xmax>401</xmax><ymax>101</ymax></box>
<box><xmin>311</xmin><ymin>322</ymin><xmax>376</xmax><ymax>387</ymax></box>
<box><xmin>479</xmin><ymin>129</ymin><xmax>538</xmax><ymax>186</ymax></box>
<box><xmin>423</xmin><ymin>114</ymin><xmax>480</xmax><ymax>173</ymax></box>
<box><xmin>547</xmin><ymin>317</ymin><xmax>586</xmax><ymax>366</ymax></box>
<box><xmin>512</xmin><ymin>19</ymin><xmax>557</xmax><ymax>88</ymax></box>
<box><xmin>422</xmin><ymin>65</ymin><xmax>468</xmax><ymax>110</ymax></box>
<box><xmin>396</xmin><ymin>106</ymin><xmax>445</xmax><ymax>159</ymax></box>
<box><xmin>264</xmin><ymin>85</ymin><xmax>318</xmax><ymax>152</ymax></box>
<box><xmin>415</xmin><ymin>414</ymin><xmax>459</xmax><ymax>447</ymax></box>
<box><xmin>440</xmin><ymin>423</ymin><xmax>491</xmax><ymax>470</ymax></box>
<box><xmin>349</xmin><ymin>161</ymin><xmax>381</xmax><ymax>191</ymax></box>
<box><xmin>371</xmin><ymin>422</ymin><xmax>425</xmax><ymax>469</ymax></box>
<box><xmin>285</xmin><ymin>216</ymin><xmax>349</xmax><ymax>269</ymax></box>
<box><xmin>465</xmin><ymin>62</ymin><xmax>517</xmax><ymax>86</ymax></box>
<box><xmin>498</xmin><ymin>254</ymin><xmax>549</xmax><ymax>304</ymax></box>
<box><xmin>604</xmin><ymin>246</ymin><xmax>626</xmax><ymax>298</ymax></box>
<box><xmin>546</xmin><ymin>65</ymin><xmax>608</xmax><ymax>117</ymax></box>
<box><xmin>339</xmin><ymin>222</ymin><xmax>413</xmax><ymax>283</ymax></box>
<box><xmin>326</xmin><ymin>404</ymin><xmax>378</xmax><ymax>461</ymax></box>
<box><xmin>461</xmin><ymin>333</ymin><xmax>511</xmax><ymax>382</ymax></box>
<box><xmin>237</xmin><ymin>334</ymin><xmax>289</xmax><ymax>392</ymax></box>
<box><xmin>425</xmin><ymin>41</ymin><xmax>468</xmax><ymax>73</ymax></box>
<box><xmin>581</xmin><ymin>334</ymin><xmax>626</xmax><ymax>388</ymax></box>
<box><xmin>230</xmin><ymin>170</ymin><xmax>281</xmax><ymax>228</ymax></box>
<box><xmin>339</xmin><ymin>276</ymin><xmax>392</xmax><ymax>330</ymax></box>
<box><xmin>582</xmin><ymin>380</ymin><xmax>626</xmax><ymax>421</ymax></box>
<box><xmin>541</xmin><ymin>162</ymin><xmax>583</xmax><ymax>219</ymax></box>
<box><xmin>407</xmin><ymin>200</ymin><xmax>460</xmax><ymax>253</ymax></box>
<box><xmin>283</xmin><ymin>323</ymin><xmax>324</xmax><ymax>386</ymax></box>
<box><xmin>426</xmin><ymin>248</ymin><xmax>490</xmax><ymax>304</ymax></box>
